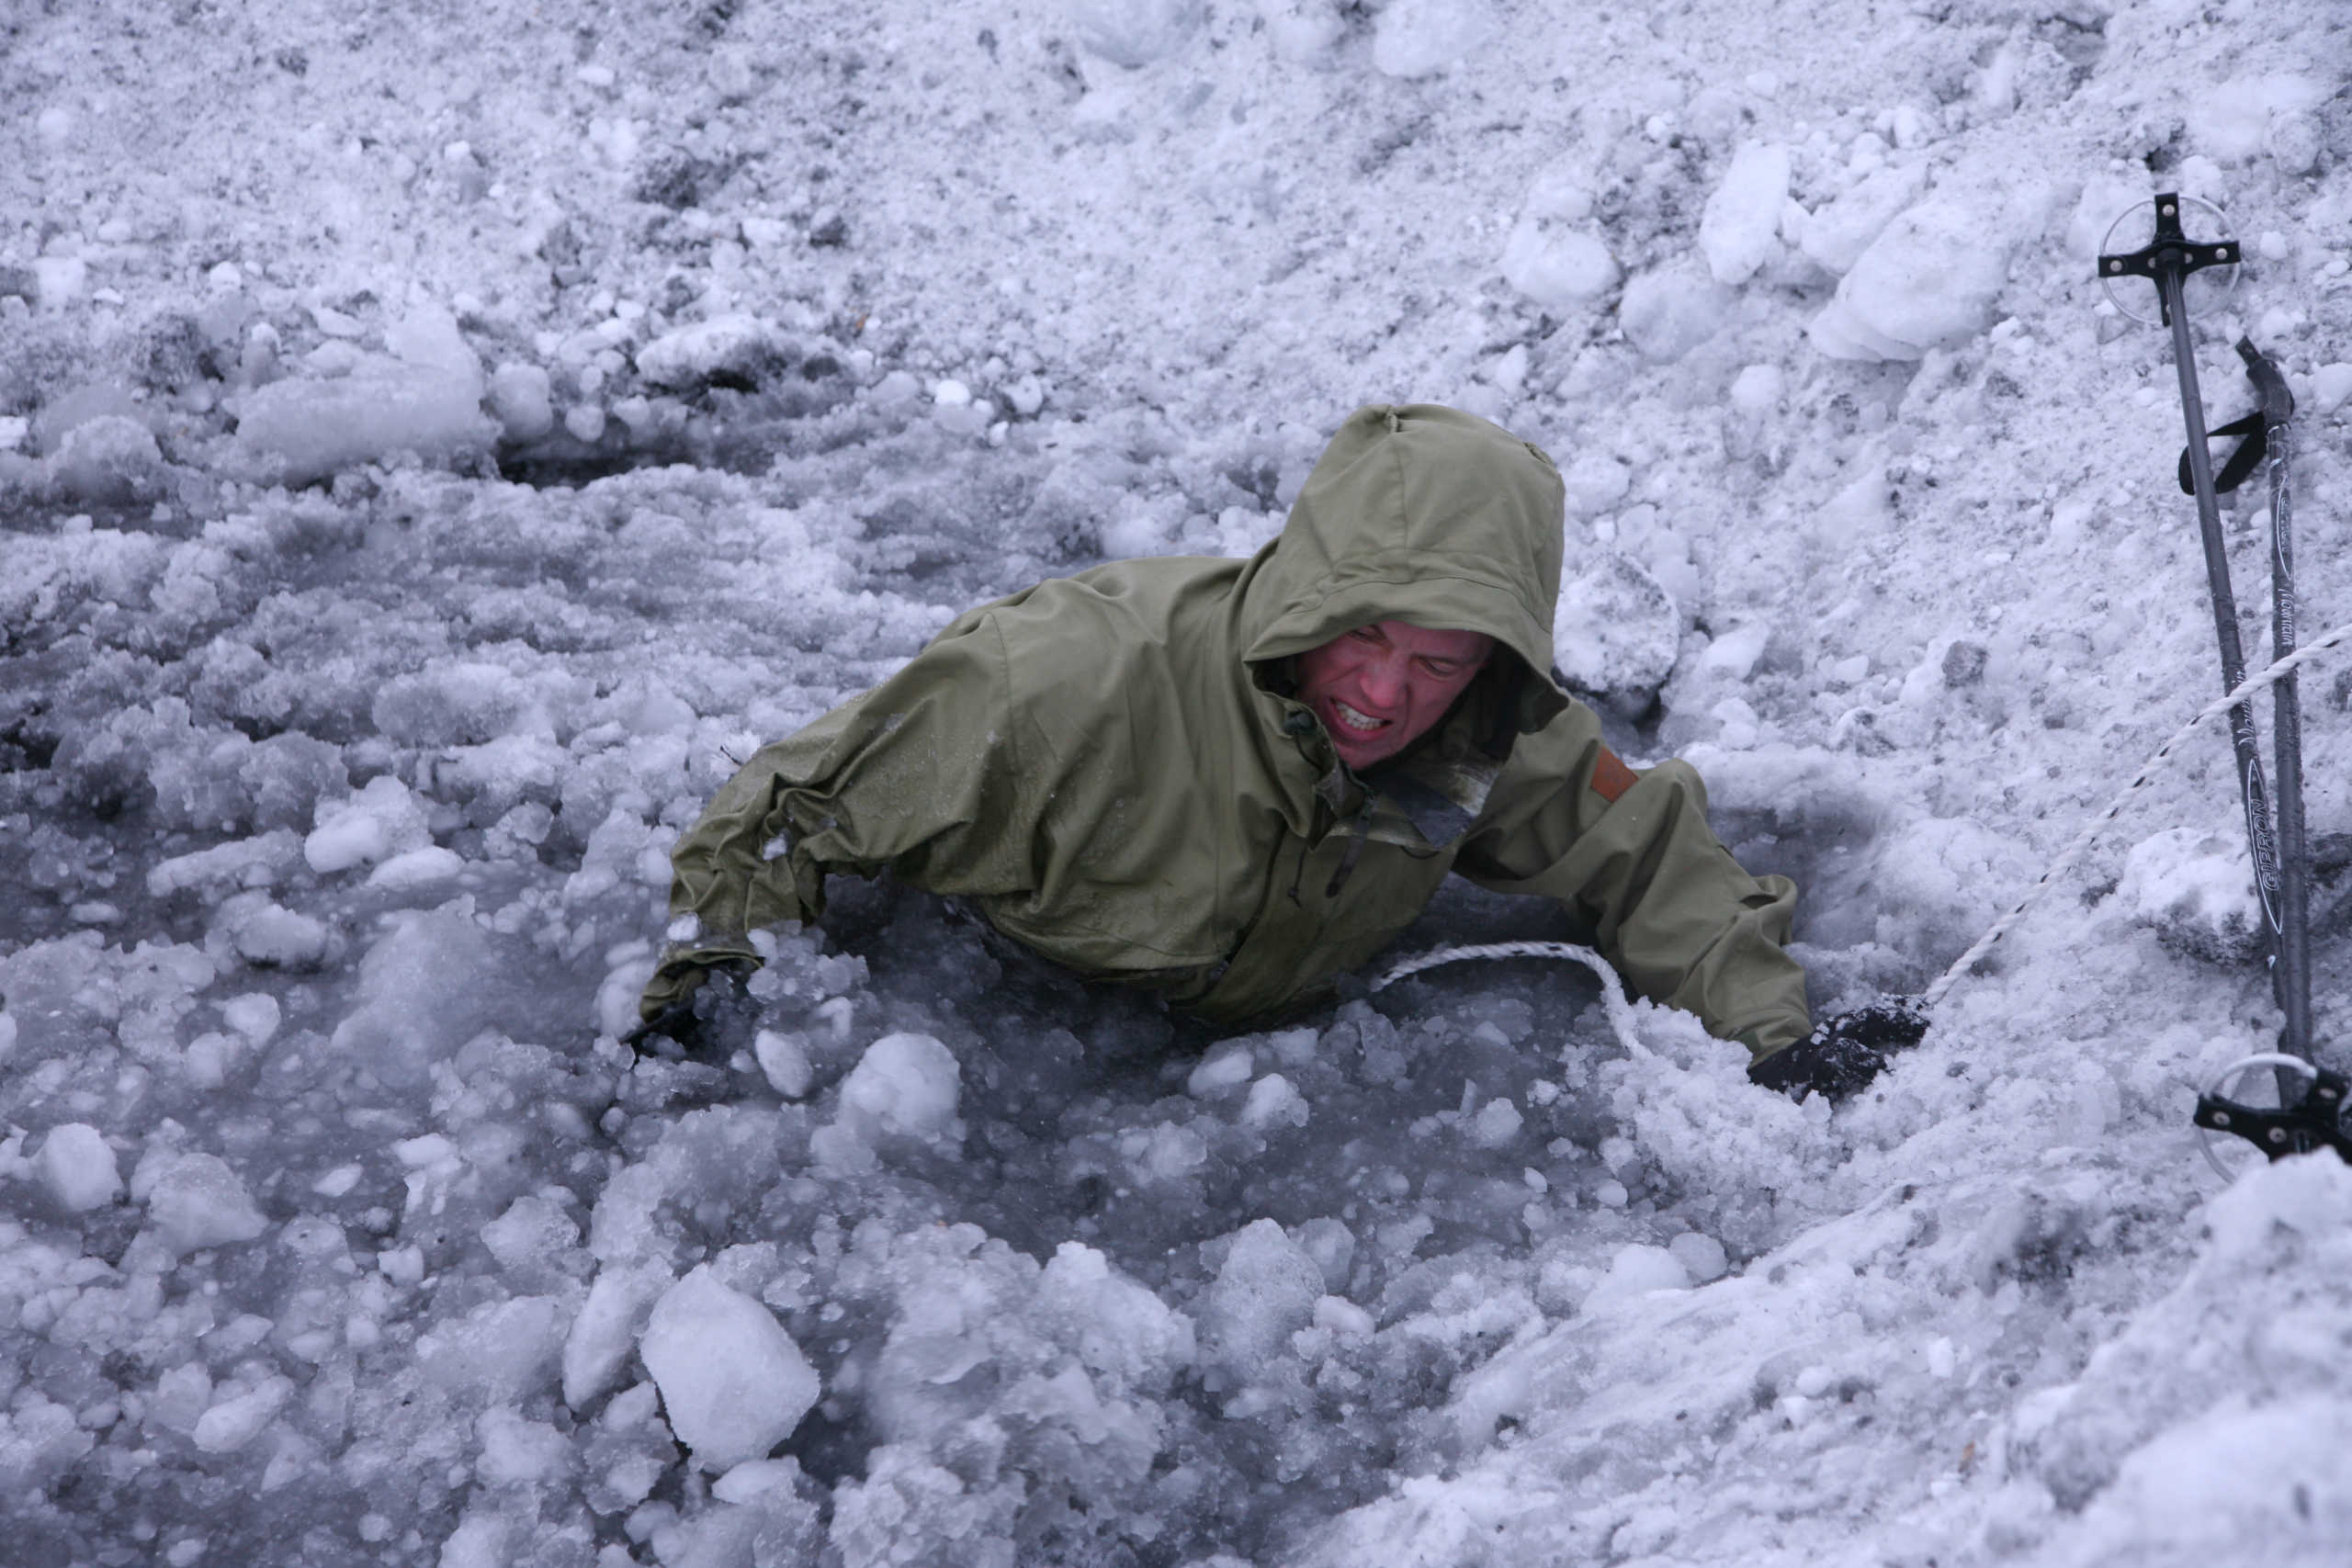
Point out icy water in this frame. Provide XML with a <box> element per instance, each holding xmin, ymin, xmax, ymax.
<box><xmin>10</xmin><ymin>0</ymin><xmax>2352</xmax><ymax>1562</ymax></box>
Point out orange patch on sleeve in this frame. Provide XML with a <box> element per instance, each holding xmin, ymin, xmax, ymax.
<box><xmin>1589</xmin><ymin>747</ymin><xmax>1638</xmax><ymax>803</ymax></box>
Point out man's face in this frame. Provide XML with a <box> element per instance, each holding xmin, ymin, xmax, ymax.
<box><xmin>1293</xmin><ymin>619</ymin><xmax>1496</xmax><ymax>771</ymax></box>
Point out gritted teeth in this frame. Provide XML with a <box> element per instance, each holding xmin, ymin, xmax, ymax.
<box><xmin>1333</xmin><ymin>700</ymin><xmax>1389</xmax><ymax>732</ymax></box>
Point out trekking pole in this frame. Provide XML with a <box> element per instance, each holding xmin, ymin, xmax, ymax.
<box><xmin>2097</xmin><ymin>197</ymin><xmax>2291</xmax><ymax>1013</ymax></box>
<box><xmin>2100</xmin><ymin>196</ymin><xmax>2340</xmax><ymax>1172</ymax></box>
<box><xmin>2240</xmin><ymin>338</ymin><xmax>2312</xmax><ymax>1061</ymax></box>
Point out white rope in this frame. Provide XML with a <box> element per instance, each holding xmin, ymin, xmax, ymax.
<box><xmin>1365</xmin><ymin>618</ymin><xmax>2352</xmax><ymax>1041</ymax></box>
<box><xmin>1920</xmin><ymin>616</ymin><xmax>2352</xmax><ymax>1010</ymax></box>
<box><xmin>1371</xmin><ymin>941</ymin><xmax>1652</xmax><ymax>1057</ymax></box>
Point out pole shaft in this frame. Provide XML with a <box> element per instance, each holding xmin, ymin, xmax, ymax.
<box><xmin>2161</xmin><ymin>272</ymin><xmax>2287</xmax><ymax>986</ymax></box>
<box><xmin>2267</xmin><ymin>412</ymin><xmax>2312</xmax><ymax>1057</ymax></box>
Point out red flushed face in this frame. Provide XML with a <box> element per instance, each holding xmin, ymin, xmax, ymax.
<box><xmin>1292</xmin><ymin>619</ymin><xmax>1496</xmax><ymax>771</ymax></box>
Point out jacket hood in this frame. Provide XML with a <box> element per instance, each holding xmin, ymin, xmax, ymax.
<box><xmin>1239</xmin><ymin>402</ymin><xmax>1570</xmax><ymax>739</ymax></box>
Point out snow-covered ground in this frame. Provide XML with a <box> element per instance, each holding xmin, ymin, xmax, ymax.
<box><xmin>6</xmin><ymin>0</ymin><xmax>2352</xmax><ymax>1563</ymax></box>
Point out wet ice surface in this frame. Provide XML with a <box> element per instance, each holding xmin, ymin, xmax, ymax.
<box><xmin>8</xmin><ymin>0</ymin><xmax>2352</xmax><ymax>1563</ymax></box>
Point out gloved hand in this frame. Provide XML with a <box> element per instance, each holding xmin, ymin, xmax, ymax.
<box><xmin>1747</xmin><ymin>998</ymin><xmax>1930</xmax><ymax>1102</ymax></box>
<box><xmin>623</xmin><ymin>958</ymin><xmax>757</xmax><ymax>1060</ymax></box>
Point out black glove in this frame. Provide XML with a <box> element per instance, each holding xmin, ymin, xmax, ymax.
<box><xmin>622</xmin><ymin>961</ymin><xmax>756</xmax><ymax>1060</ymax></box>
<box><xmin>1747</xmin><ymin>998</ymin><xmax>1930</xmax><ymax>1102</ymax></box>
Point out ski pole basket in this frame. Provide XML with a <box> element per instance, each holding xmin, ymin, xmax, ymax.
<box><xmin>2194</xmin><ymin>1053</ymin><xmax>2352</xmax><ymax>1177</ymax></box>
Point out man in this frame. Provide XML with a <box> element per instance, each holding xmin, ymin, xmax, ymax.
<box><xmin>639</xmin><ymin>404</ymin><xmax>1921</xmax><ymax>1099</ymax></box>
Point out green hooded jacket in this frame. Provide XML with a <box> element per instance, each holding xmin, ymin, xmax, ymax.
<box><xmin>650</xmin><ymin>404</ymin><xmax>1811</xmax><ymax>1054</ymax></box>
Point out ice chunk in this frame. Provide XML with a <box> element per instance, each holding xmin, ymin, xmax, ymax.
<box><xmin>136</xmin><ymin>1149</ymin><xmax>266</xmax><ymax>1252</ymax></box>
<box><xmin>487</xmin><ymin>363</ymin><xmax>555</xmax><ymax>440</ymax></box>
<box><xmin>1293</xmin><ymin>1216</ymin><xmax>1356</xmax><ymax>1292</ymax></box>
<box><xmin>2117</xmin><ymin>828</ymin><xmax>2264</xmax><ymax>965</ymax></box>
<box><xmin>835</xmin><ymin>1032</ymin><xmax>962</xmax><ymax>1143</ymax></box>
<box><xmin>1037</xmin><ymin>1242</ymin><xmax>1197</xmax><ymax>1393</ymax></box>
<box><xmin>220</xmin><ymin>992</ymin><xmax>280</xmax><ymax>1045</ymax></box>
<box><xmin>1798</xmin><ymin>162</ymin><xmax>1928</xmax><ymax>276</ymax></box>
<box><xmin>192</xmin><ymin>1375</ymin><xmax>293</xmax><ymax>1453</ymax></box>
<box><xmin>1808</xmin><ymin>201</ymin><xmax>2009</xmax><ymax>361</ymax></box>
<box><xmin>754</xmin><ymin>1029</ymin><xmax>814</xmax><ymax>1098</ymax></box>
<box><xmin>564</xmin><ymin>1263</ymin><xmax>673</xmax><ymax>1409</ymax></box>
<box><xmin>1556</xmin><ymin>452</ymin><xmax>1630</xmax><ymax>520</ymax></box>
<box><xmin>233</xmin><ymin>355</ymin><xmax>496</xmax><ymax>485</ymax></box>
<box><xmin>634</xmin><ymin>315</ymin><xmax>787</xmax><ymax>391</ymax></box>
<box><xmin>2308</xmin><ymin>363</ymin><xmax>2352</xmax><ymax>414</ymax></box>
<box><xmin>640</xmin><ymin>1266</ymin><xmax>820</xmax><ymax>1469</ymax></box>
<box><xmin>148</xmin><ymin>1362</ymin><xmax>213</xmax><ymax>1434</ymax></box>
<box><xmin>418</xmin><ymin>1296</ymin><xmax>570</xmax><ymax>1401</ymax></box>
<box><xmin>384</xmin><ymin>304</ymin><xmax>481</xmax><ymax>385</ymax></box>
<box><xmin>2187</xmin><ymin>73</ymin><xmax>2324</xmax><ymax>164</ymax></box>
<box><xmin>1554</xmin><ymin>552</ymin><xmax>1679</xmax><ymax>703</ymax></box>
<box><xmin>476</xmin><ymin>1407</ymin><xmax>572</xmax><ymax>1485</ymax></box>
<box><xmin>481</xmin><ymin>1194</ymin><xmax>582</xmax><ymax>1276</ymax></box>
<box><xmin>713</xmin><ymin>1455</ymin><xmax>804</xmax><ymax>1503</ymax></box>
<box><xmin>1580</xmin><ymin>1244</ymin><xmax>1691</xmax><ymax>1312</ymax></box>
<box><xmin>365</xmin><ymin>845</ymin><xmax>467</xmax><ymax>890</ymax></box>
<box><xmin>1695</xmin><ymin>622</ymin><xmax>1770</xmax><ymax>681</ymax></box>
<box><xmin>1698</xmin><ymin>142</ymin><xmax>1790</xmax><ymax>286</ymax></box>
<box><xmin>1500</xmin><ymin>216</ymin><xmax>1615</xmax><ymax>310</ymax></box>
<box><xmin>372</xmin><ymin>662</ymin><xmax>540</xmax><ymax>747</ymax></box>
<box><xmin>1314</xmin><ymin>1295</ymin><xmax>1374</xmax><ymax>1337</ymax></box>
<box><xmin>1241</xmin><ymin>1073</ymin><xmax>1309</xmax><ymax>1130</ymax></box>
<box><xmin>305</xmin><ymin>775</ymin><xmax>432</xmax><ymax>873</ymax></box>
<box><xmin>329</xmin><ymin>908</ymin><xmax>505</xmax><ymax>1087</ymax></box>
<box><xmin>1619</xmin><ymin>267</ymin><xmax>1735</xmax><ymax>363</ymax></box>
<box><xmin>1066</xmin><ymin>0</ymin><xmax>1202</xmax><ymax>67</ymax></box>
<box><xmin>1199</xmin><ymin>1218</ymin><xmax>1324</xmax><ymax>1382</ymax></box>
<box><xmin>1372</xmin><ymin>0</ymin><xmax>1497</xmax><ymax>77</ymax></box>
<box><xmin>1468</xmin><ymin>1098</ymin><xmax>1522</xmax><ymax>1148</ymax></box>
<box><xmin>1254</xmin><ymin>0</ymin><xmax>1343</xmax><ymax>62</ymax></box>
<box><xmin>51</xmin><ymin>415</ymin><xmax>167</xmax><ymax>505</ymax></box>
<box><xmin>220</xmin><ymin>895</ymin><xmax>332</xmax><ymax>969</ymax></box>
<box><xmin>1728</xmin><ymin>364</ymin><xmax>1784</xmax><ymax>415</ymax></box>
<box><xmin>1668</xmin><ymin>1231</ymin><xmax>1729</xmax><ymax>1283</ymax></box>
<box><xmin>437</xmin><ymin>1512</ymin><xmax>507</xmax><ymax>1568</ymax></box>
<box><xmin>1118</xmin><ymin>1120</ymin><xmax>1209</xmax><ymax>1185</ymax></box>
<box><xmin>36</xmin><ymin>1123</ymin><xmax>121</xmax><ymax>1212</ymax></box>
<box><xmin>31</xmin><ymin>381</ymin><xmax>148</xmax><ymax>456</ymax></box>
<box><xmin>831</xmin><ymin>1444</ymin><xmax>1021</xmax><ymax>1568</ymax></box>
<box><xmin>814</xmin><ymin>1031</ymin><xmax>964</xmax><ymax>1170</ymax></box>
<box><xmin>1187</xmin><ymin>1041</ymin><xmax>1255</xmax><ymax>1097</ymax></box>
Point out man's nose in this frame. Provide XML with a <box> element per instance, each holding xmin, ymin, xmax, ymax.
<box><xmin>1358</xmin><ymin>653</ymin><xmax>1408</xmax><ymax>707</ymax></box>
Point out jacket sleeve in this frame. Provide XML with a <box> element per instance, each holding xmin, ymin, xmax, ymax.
<box><xmin>641</xmin><ymin>613</ymin><xmax>1035</xmax><ymax>1021</ymax></box>
<box><xmin>1452</xmin><ymin>712</ymin><xmax>1811</xmax><ymax>1055</ymax></box>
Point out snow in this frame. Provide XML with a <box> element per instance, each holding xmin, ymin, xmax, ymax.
<box><xmin>639</xmin><ymin>1266</ymin><xmax>821</xmax><ymax>1471</ymax></box>
<box><xmin>5</xmin><ymin>0</ymin><xmax>2352</xmax><ymax>1562</ymax></box>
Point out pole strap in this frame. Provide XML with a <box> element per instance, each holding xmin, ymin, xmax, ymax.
<box><xmin>2177</xmin><ymin>410</ymin><xmax>2267</xmax><ymax>496</ymax></box>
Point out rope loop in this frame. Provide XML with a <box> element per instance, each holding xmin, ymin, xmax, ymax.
<box><xmin>1370</xmin><ymin>941</ymin><xmax>1651</xmax><ymax>1058</ymax></box>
